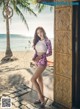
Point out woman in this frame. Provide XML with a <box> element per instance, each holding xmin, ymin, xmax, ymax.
<box><xmin>31</xmin><ymin>27</ymin><xmax>52</xmax><ymax>108</ymax></box>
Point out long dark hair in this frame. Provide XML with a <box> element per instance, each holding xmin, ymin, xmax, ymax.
<box><xmin>33</xmin><ymin>27</ymin><xmax>47</xmax><ymax>47</ymax></box>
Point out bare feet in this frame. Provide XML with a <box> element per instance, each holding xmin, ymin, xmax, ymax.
<box><xmin>39</xmin><ymin>94</ymin><xmax>44</xmax><ymax>103</ymax></box>
<box><xmin>34</xmin><ymin>99</ymin><xmax>41</xmax><ymax>104</ymax></box>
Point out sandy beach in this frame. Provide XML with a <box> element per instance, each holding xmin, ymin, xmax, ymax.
<box><xmin>0</xmin><ymin>51</ymin><xmax>35</xmax><ymax>89</ymax></box>
<box><xmin>0</xmin><ymin>51</ymin><xmax>53</xmax><ymax>70</ymax></box>
<box><xmin>0</xmin><ymin>51</ymin><xmax>54</xmax><ymax>100</ymax></box>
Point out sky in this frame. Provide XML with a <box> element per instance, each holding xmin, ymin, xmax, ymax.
<box><xmin>0</xmin><ymin>4</ymin><xmax>54</xmax><ymax>38</ymax></box>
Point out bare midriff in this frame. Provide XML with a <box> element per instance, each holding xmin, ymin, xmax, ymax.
<box><xmin>37</xmin><ymin>52</ymin><xmax>46</xmax><ymax>56</ymax></box>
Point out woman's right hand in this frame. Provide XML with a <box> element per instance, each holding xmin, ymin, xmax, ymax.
<box><xmin>34</xmin><ymin>56</ymin><xmax>42</xmax><ymax>62</ymax></box>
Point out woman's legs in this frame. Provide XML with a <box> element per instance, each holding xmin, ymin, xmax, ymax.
<box><xmin>31</xmin><ymin>66</ymin><xmax>46</xmax><ymax>103</ymax></box>
<box><xmin>37</xmin><ymin>75</ymin><xmax>43</xmax><ymax>96</ymax></box>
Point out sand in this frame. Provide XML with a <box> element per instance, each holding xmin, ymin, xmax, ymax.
<box><xmin>0</xmin><ymin>50</ymin><xmax>53</xmax><ymax>67</ymax></box>
<box><xmin>0</xmin><ymin>51</ymin><xmax>53</xmax><ymax>89</ymax></box>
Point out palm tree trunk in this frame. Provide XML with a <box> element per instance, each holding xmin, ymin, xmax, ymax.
<box><xmin>5</xmin><ymin>11</ymin><xmax>13</xmax><ymax>57</ymax></box>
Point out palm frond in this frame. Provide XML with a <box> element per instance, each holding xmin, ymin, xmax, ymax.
<box><xmin>16</xmin><ymin>0</ymin><xmax>30</xmax><ymax>8</ymax></box>
<box><xmin>18</xmin><ymin>0</ymin><xmax>37</xmax><ymax>16</ymax></box>
<box><xmin>0</xmin><ymin>0</ymin><xmax>5</xmax><ymax>7</ymax></box>
<box><xmin>35</xmin><ymin>3</ymin><xmax>46</xmax><ymax>13</ymax></box>
<box><xmin>10</xmin><ymin>0</ymin><xmax>17</xmax><ymax>10</ymax></box>
<box><xmin>0</xmin><ymin>0</ymin><xmax>2</xmax><ymax>5</ymax></box>
<box><xmin>25</xmin><ymin>6</ymin><xmax>37</xmax><ymax>16</ymax></box>
<box><xmin>15</xmin><ymin>6</ymin><xmax>29</xmax><ymax>30</ymax></box>
<box><xmin>32</xmin><ymin>1</ymin><xmax>53</xmax><ymax>13</ymax></box>
<box><xmin>11</xmin><ymin>0</ymin><xmax>37</xmax><ymax>16</ymax></box>
<box><xmin>17</xmin><ymin>0</ymin><xmax>30</xmax><ymax>5</ymax></box>
<box><xmin>50</xmin><ymin>6</ymin><xmax>53</xmax><ymax>11</ymax></box>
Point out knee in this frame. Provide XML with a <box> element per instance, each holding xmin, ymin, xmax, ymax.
<box><xmin>31</xmin><ymin>77</ymin><xmax>35</xmax><ymax>83</ymax></box>
<box><xmin>38</xmin><ymin>77</ymin><xmax>42</xmax><ymax>83</ymax></box>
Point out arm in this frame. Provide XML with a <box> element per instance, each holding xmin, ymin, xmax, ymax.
<box><xmin>32</xmin><ymin>52</ymin><xmax>42</xmax><ymax>62</ymax></box>
<box><xmin>46</xmin><ymin>39</ymin><xmax>52</xmax><ymax>57</ymax></box>
<box><xmin>41</xmin><ymin>39</ymin><xmax>52</xmax><ymax>58</ymax></box>
<box><xmin>32</xmin><ymin>45</ymin><xmax>41</xmax><ymax>62</ymax></box>
<box><xmin>32</xmin><ymin>51</ymin><xmax>37</xmax><ymax>61</ymax></box>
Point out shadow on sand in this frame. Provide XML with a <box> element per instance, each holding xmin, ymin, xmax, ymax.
<box><xmin>0</xmin><ymin>56</ymin><xmax>18</xmax><ymax>65</ymax></box>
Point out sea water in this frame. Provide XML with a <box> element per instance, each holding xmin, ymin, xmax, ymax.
<box><xmin>0</xmin><ymin>34</ymin><xmax>53</xmax><ymax>51</ymax></box>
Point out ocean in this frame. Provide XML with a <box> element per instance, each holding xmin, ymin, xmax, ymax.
<box><xmin>0</xmin><ymin>34</ymin><xmax>53</xmax><ymax>51</ymax></box>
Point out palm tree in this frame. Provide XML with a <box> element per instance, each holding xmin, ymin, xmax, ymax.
<box><xmin>0</xmin><ymin>0</ymin><xmax>36</xmax><ymax>59</ymax></box>
<box><xmin>31</xmin><ymin>0</ymin><xmax>53</xmax><ymax>13</ymax></box>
